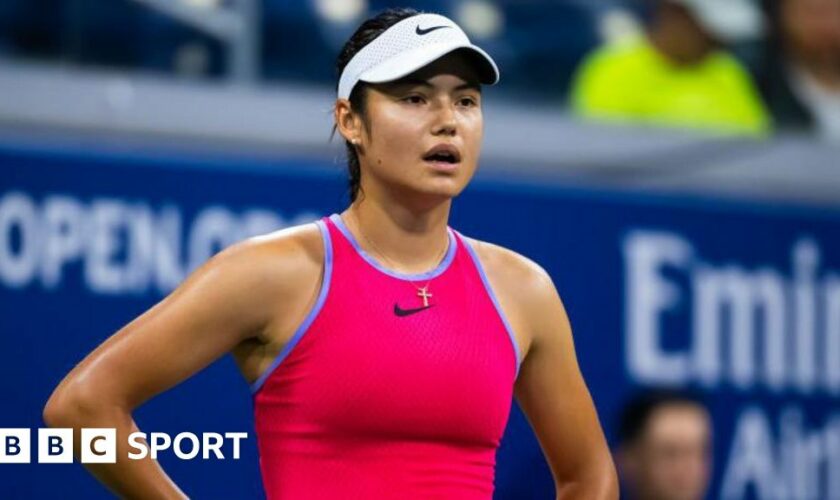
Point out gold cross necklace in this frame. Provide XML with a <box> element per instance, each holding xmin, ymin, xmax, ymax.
<box><xmin>349</xmin><ymin>210</ymin><xmax>448</xmax><ymax>307</ymax></box>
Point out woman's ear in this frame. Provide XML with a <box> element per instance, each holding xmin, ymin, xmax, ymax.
<box><xmin>335</xmin><ymin>98</ymin><xmax>363</xmax><ymax>146</ymax></box>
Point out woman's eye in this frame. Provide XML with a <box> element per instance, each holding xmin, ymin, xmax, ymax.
<box><xmin>403</xmin><ymin>95</ymin><xmax>425</xmax><ymax>104</ymax></box>
<box><xmin>459</xmin><ymin>97</ymin><xmax>478</xmax><ymax>107</ymax></box>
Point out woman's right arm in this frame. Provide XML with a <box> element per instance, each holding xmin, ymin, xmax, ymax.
<box><xmin>43</xmin><ymin>229</ymin><xmax>314</xmax><ymax>499</ymax></box>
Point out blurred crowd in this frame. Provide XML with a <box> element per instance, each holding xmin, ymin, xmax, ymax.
<box><xmin>615</xmin><ymin>390</ymin><xmax>713</xmax><ymax>500</ymax></box>
<box><xmin>572</xmin><ymin>0</ymin><xmax>840</xmax><ymax>140</ymax></box>
<box><xmin>1</xmin><ymin>0</ymin><xmax>839</xmax><ymax>142</ymax></box>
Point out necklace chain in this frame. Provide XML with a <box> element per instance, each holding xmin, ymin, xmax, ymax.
<box><xmin>349</xmin><ymin>209</ymin><xmax>449</xmax><ymax>305</ymax></box>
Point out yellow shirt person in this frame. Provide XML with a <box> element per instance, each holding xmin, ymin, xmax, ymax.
<box><xmin>571</xmin><ymin>36</ymin><xmax>770</xmax><ymax>135</ymax></box>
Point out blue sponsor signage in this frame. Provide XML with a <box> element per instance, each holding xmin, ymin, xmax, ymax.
<box><xmin>1</xmin><ymin>143</ymin><xmax>838</xmax><ymax>499</ymax></box>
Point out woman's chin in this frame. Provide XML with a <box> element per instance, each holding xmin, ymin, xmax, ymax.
<box><xmin>392</xmin><ymin>182</ymin><xmax>461</xmax><ymax>205</ymax></box>
<box><xmin>425</xmin><ymin>173</ymin><xmax>469</xmax><ymax>191</ymax></box>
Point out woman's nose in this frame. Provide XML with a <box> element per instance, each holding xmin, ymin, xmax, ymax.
<box><xmin>431</xmin><ymin>102</ymin><xmax>457</xmax><ymax>136</ymax></box>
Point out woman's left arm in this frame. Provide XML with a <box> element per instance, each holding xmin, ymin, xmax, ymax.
<box><xmin>513</xmin><ymin>266</ymin><xmax>618</xmax><ymax>500</ymax></box>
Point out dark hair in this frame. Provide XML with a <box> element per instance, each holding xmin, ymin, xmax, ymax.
<box><xmin>334</xmin><ymin>8</ymin><xmax>422</xmax><ymax>203</ymax></box>
<box><xmin>617</xmin><ymin>389</ymin><xmax>707</xmax><ymax>446</ymax></box>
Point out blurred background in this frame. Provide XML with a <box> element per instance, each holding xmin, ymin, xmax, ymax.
<box><xmin>1</xmin><ymin>0</ymin><xmax>839</xmax><ymax>499</ymax></box>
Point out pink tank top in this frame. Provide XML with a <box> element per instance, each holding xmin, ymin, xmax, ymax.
<box><xmin>252</xmin><ymin>213</ymin><xmax>522</xmax><ymax>499</ymax></box>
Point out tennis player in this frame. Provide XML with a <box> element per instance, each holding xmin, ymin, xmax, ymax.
<box><xmin>44</xmin><ymin>8</ymin><xmax>617</xmax><ymax>499</ymax></box>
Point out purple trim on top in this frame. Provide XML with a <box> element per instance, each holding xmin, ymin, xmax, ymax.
<box><xmin>328</xmin><ymin>213</ymin><xmax>457</xmax><ymax>281</ymax></box>
<box><xmin>455</xmin><ymin>230</ymin><xmax>523</xmax><ymax>378</ymax></box>
<box><xmin>251</xmin><ymin>219</ymin><xmax>333</xmax><ymax>394</ymax></box>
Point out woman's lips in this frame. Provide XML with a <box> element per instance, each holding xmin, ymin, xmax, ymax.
<box><xmin>423</xmin><ymin>159</ymin><xmax>459</xmax><ymax>172</ymax></box>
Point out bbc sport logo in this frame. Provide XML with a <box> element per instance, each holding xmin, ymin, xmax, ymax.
<box><xmin>0</xmin><ymin>429</ymin><xmax>248</xmax><ymax>463</ymax></box>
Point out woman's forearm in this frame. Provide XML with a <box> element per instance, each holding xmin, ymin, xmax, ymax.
<box><xmin>556</xmin><ymin>479</ymin><xmax>618</xmax><ymax>500</ymax></box>
<box><xmin>44</xmin><ymin>393</ymin><xmax>187</xmax><ymax>499</ymax></box>
<box><xmin>554</xmin><ymin>458</ymin><xmax>619</xmax><ymax>500</ymax></box>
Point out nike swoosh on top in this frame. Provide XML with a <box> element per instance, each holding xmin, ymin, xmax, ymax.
<box><xmin>393</xmin><ymin>303</ymin><xmax>434</xmax><ymax>317</ymax></box>
<box><xmin>415</xmin><ymin>25</ymin><xmax>450</xmax><ymax>36</ymax></box>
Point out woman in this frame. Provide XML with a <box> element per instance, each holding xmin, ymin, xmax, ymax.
<box><xmin>44</xmin><ymin>8</ymin><xmax>617</xmax><ymax>499</ymax></box>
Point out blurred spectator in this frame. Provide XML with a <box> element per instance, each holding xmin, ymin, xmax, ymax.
<box><xmin>761</xmin><ymin>0</ymin><xmax>840</xmax><ymax>141</ymax></box>
<box><xmin>571</xmin><ymin>0</ymin><xmax>771</xmax><ymax>135</ymax></box>
<box><xmin>615</xmin><ymin>390</ymin><xmax>712</xmax><ymax>500</ymax></box>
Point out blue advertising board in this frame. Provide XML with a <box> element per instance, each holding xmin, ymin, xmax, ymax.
<box><xmin>1</xmin><ymin>141</ymin><xmax>838</xmax><ymax>499</ymax></box>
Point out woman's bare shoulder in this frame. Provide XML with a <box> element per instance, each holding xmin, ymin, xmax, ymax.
<box><xmin>460</xmin><ymin>235</ymin><xmax>552</xmax><ymax>295</ymax></box>
<box><xmin>177</xmin><ymin>221</ymin><xmax>328</xmax><ymax>332</ymax></box>
<box><xmin>245</xmin><ymin>221</ymin><xmax>325</xmax><ymax>262</ymax></box>
<box><xmin>230</xmin><ymin>221</ymin><xmax>326</xmax><ymax>292</ymax></box>
<box><xmin>459</xmin><ymin>235</ymin><xmax>558</xmax><ymax>358</ymax></box>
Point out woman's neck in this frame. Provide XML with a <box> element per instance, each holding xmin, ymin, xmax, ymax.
<box><xmin>342</xmin><ymin>196</ymin><xmax>452</xmax><ymax>275</ymax></box>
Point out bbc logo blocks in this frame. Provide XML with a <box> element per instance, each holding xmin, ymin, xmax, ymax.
<box><xmin>80</xmin><ymin>429</ymin><xmax>116</xmax><ymax>464</ymax></box>
<box><xmin>0</xmin><ymin>429</ymin><xmax>247</xmax><ymax>463</ymax></box>
<box><xmin>0</xmin><ymin>428</ymin><xmax>115</xmax><ymax>464</ymax></box>
<box><xmin>0</xmin><ymin>429</ymin><xmax>30</xmax><ymax>463</ymax></box>
<box><xmin>38</xmin><ymin>428</ymin><xmax>73</xmax><ymax>463</ymax></box>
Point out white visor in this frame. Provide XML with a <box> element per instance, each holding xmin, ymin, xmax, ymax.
<box><xmin>672</xmin><ymin>0</ymin><xmax>765</xmax><ymax>42</ymax></box>
<box><xmin>337</xmin><ymin>13</ymin><xmax>500</xmax><ymax>100</ymax></box>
